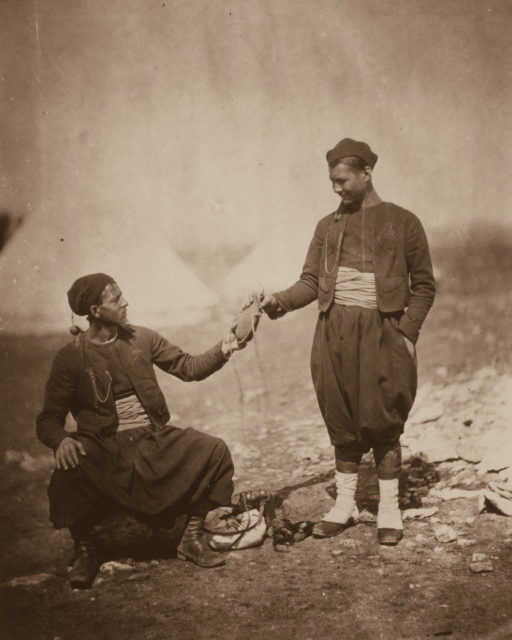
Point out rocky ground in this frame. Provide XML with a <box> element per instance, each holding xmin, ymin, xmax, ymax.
<box><xmin>1</xmin><ymin>259</ymin><xmax>512</xmax><ymax>639</ymax></box>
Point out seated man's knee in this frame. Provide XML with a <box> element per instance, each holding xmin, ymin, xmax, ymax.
<box><xmin>211</xmin><ymin>436</ymin><xmax>231</xmax><ymax>460</ymax></box>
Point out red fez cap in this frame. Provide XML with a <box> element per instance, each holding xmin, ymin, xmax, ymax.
<box><xmin>67</xmin><ymin>273</ymin><xmax>115</xmax><ymax>316</ymax></box>
<box><xmin>326</xmin><ymin>138</ymin><xmax>378</xmax><ymax>168</ymax></box>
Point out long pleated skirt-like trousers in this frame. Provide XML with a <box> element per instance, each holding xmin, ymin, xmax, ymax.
<box><xmin>48</xmin><ymin>425</ymin><xmax>234</xmax><ymax>530</ymax></box>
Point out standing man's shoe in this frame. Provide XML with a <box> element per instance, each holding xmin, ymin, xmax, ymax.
<box><xmin>377</xmin><ymin>478</ymin><xmax>403</xmax><ymax>546</ymax></box>
<box><xmin>312</xmin><ymin>506</ymin><xmax>360</xmax><ymax>538</ymax></box>
<box><xmin>313</xmin><ymin>472</ymin><xmax>360</xmax><ymax>539</ymax></box>
<box><xmin>68</xmin><ymin>541</ymin><xmax>100</xmax><ymax>589</ymax></box>
<box><xmin>377</xmin><ymin>528</ymin><xmax>403</xmax><ymax>546</ymax></box>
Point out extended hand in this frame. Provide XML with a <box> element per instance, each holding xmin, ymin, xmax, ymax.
<box><xmin>222</xmin><ymin>291</ymin><xmax>265</xmax><ymax>357</ymax></box>
<box><xmin>241</xmin><ymin>289</ymin><xmax>264</xmax><ymax>310</ymax></box>
<box><xmin>261</xmin><ymin>293</ymin><xmax>286</xmax><ymax>320</ymax></box>
<box><xmin>55</xmin><ymin>437</ymin><xmax>86</xmax><ymax>470</ymax></box>
<box><xmin>221</xmin><ymin>331</ymin><xmax>246</xmax><ymax>357</ymax></box>
<box><xmin>260</xmin><ymin>292</ymin><xmax>275</xmax><ymax>310</ymax></box>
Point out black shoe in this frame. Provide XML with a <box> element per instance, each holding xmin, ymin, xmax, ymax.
<box><xmin>312</xmin><ymin>517</ymin><xmax>357</xmax><ymax>539</ymax></box>
<box><xmin>69</xmin><ymin>542</ymin><xmax>99</xmax><ymax>589</ymax></box>
<box><xmin>377</xmin><ymin>528</ymin><xmax>403</xmax><ymax>546</ymax></box>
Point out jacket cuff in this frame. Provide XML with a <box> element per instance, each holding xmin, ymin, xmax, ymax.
<box><xmin>219</xmin><ymin>340</ymin><xmax>232</xmax><ymax>361</ymax></box>
<box><xmin>215</xmin><ymin>341</ymin><xmax>231</xmax><ymax>363</ymax></box>
<box><xmin>46</xmin><ymin>430</ymin><xmax>67</xmax><ymax>452</ymax></box>
<box><xmin>397</xmin><ymin>313</ymin><xmax>420</xmax><ymax>344</ymax></box>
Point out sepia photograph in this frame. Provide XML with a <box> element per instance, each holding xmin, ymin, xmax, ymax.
<box><xmin>1</xmin><ymin>1</ymin><xmax>511</xmax><ymax>638</ymax></box>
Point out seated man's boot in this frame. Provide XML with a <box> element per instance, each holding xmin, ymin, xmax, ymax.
<box><xmin>377</xmin><ymin>478</ymin><xmax>403</xmax><ymax>546</ymax></box>
<box><xmin>177</xmin><ymin>516</ymin><xmax>225</xmax><ymax>568</ymax></box>
<box><xmin>313</xmin><ymin>471</ymin><xmax>360</xmax><ymax>538</ymax></box>
<box><xmin>68</xmin><ymin>540</ymin><xmax>100</xmax><ymax>589</ymax></box>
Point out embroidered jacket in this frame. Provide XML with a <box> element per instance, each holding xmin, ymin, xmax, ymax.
<box><xmin>273</xmin><ymin>199</ymin><xmax>436</xmax><ymax>343</ymax></box>
<box><xmin>36</xmin><ymin>326</ymin><xmax>226</xmax><ymax>450</ymax></box>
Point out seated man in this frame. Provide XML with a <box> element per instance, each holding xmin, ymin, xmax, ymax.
<box><xmin>36</xmin><ymin>273</ymin><xmax>245</xmax><ymax>589</ymax></box>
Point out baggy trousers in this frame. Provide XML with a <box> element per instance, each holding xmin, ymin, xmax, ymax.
<box><xmin>310</xmin><ymin>305</ymin><xmax>417</xmax><ymax>453</ymax></box>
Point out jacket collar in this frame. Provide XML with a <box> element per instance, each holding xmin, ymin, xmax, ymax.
<box><xmin>334</xmin><ymin>189</ymin><xmax>383</xmax><ymax>219</ymax></box>
<box><xmin>363</xmin><ymin>188</ymin><xmax>382</xmax><ymax>208</ymax></box>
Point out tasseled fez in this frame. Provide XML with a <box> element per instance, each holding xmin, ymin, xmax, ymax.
<box><xmin>326</xmin><ymin>138</ymin><xmax>378</xmax><ymax>168</ymax></box>
<box><xmin>67</xmin><ymin>273</ymin><xmax>115</xmax><ymax>316</ymax></box>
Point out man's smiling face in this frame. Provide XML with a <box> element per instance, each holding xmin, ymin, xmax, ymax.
<box><xmin>329</xmin><ymin>162</ymin><xmax>370</xmax><ymax>209</ymax></box>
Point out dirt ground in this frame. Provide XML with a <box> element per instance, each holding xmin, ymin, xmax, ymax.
<box><xmin>2</xmin><ymin>240</ymin><xmax>512</xmax><ymax>640</ymax></box>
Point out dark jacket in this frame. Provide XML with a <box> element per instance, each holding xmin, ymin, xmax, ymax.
<box><xmin>36</xmin><ymin>325</ymin><xmax>227</xmax><ymax>450</ymax></box>
<box><xmin>274</xmin><ymin>199</ymin><xmax>435</xmax><ymax>343</ymax></box>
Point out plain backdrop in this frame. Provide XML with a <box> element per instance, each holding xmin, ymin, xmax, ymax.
<box><xmin>1</xmin><ymin>0</ymin><xmax>511</xmax><ymax>328</ymax></box>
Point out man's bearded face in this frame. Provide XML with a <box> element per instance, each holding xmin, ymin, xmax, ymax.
<box><xmin>95</xmin><ymin>283</ymin><xmax>129</xmax><ymax>326</ymax></box>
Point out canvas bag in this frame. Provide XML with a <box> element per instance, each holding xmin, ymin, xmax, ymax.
<box><xmin>203</xmin><ymin>503</ymin><xmax>267</xmax><ymax>551</ymax></box>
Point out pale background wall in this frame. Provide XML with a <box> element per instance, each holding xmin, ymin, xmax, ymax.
<box><xmin>1</xmin><ymin>0</ymin><xmax>511</xmax><ymax>313</ymax></box>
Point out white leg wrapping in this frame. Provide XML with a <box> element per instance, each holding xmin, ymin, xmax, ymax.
<box><xmin>323</xmin><ymin>471</ymin><xmax>359</xmax><ymax>524</ymax></box>
<box><xmin>377</xmin><ymin>478</ymin><xmax>403</xmax><ymax>530</ymax></box>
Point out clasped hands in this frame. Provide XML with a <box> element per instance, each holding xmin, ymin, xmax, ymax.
<box><xmin>221</xmin><ymin>289</ymin><xmax>284</xmax><ymax>357</ymax></box>
<box><xmin>240</xmin><ymin>289</ymin><xmax>286</xmax><ymax>320</ymax></box>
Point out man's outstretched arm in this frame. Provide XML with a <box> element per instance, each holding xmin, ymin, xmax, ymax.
<box><xmin>150</xmin><ymin>326</ymin><xmax>246</xmax><ymax>382</ymax></box>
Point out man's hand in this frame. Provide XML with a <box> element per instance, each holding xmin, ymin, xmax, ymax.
<box><xmin>402</xmin><ymin>335</ymin><xmax>416</xmax><ymax>359</ymax></box>
<box><xmin>55</xmin><ymin>437</ymin><xmax>86</xmax><ymax>470</ymax></box>
<box><xmin>221</xmin><ymin>330</ymin><xmax>246</xmax><ymax>358</ymax></box>
<box><xmin>241</xmin><ymin>289</ymin><xmax>284</xmax><ymax>319</ymax></box>
<box><xmin>260</xmin><ymin>292</ymin><xmax>275</xmax><ymax>310</ymax></box>
<box><xmin>240</xmin><ymin>289</ymin><xmax>264</xmax><ymax>310</ymax></box>
<box><xmin>222</xmin><ymin>291</ymin><xmax>266</xmax><ymax>357</ymax></box>
<box><xmin>261</xmin><ymin>293</ymin><xmax>286</xmax><ymax>320</ymax></box>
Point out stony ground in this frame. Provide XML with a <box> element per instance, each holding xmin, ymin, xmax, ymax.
<box><xmin>2</xmin><ymin>248</ymin><xmax>512</xmax><ymax>639</ymax></box>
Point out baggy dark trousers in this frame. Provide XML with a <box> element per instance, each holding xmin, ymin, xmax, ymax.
<box><xmin>48</xmin><ymin>425</ymin><xmax>234</xmax><ymax>530</ymax></box>
<box><xmin>310</xmin><ymin>305</ymin><xmax>417</xmax><ymax>453</ymax></box>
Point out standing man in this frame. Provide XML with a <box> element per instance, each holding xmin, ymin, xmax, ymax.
<box><xmin>37</xmin><ymin>273</ymin><xmax>245</xmax><ymax>589</ymax></box>
<box><xmin>261</xmin><ymin>138</ymin><xmax>435</xmax><ymax>545</ymax></box>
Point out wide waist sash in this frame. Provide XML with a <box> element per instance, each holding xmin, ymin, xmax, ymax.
<box><xmin>334</xmin><ymin>266</ymin><xmax>377</xmax><ymax>309</ymax></box>
<box><xmin>115</xmin><ymin>394</ymin><xmax>153</xmax><ymax>431</ymax></box>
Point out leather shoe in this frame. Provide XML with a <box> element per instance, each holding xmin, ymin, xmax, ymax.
<box><xmin>68</xmin><ymin>542</ymin><xmax>99</xmax><ymax>589</ymax></box>
<box><xmin>177</xmin><ymin>537</ymin><xmax>225</xmax><ymax>568</ymax></box>
<box><xmin>312</xmin><ymin>516</ymin><xmax>357</xmax><ymax>539</ymax></box>
<box><xmin>377</xmin><ymin>528</ymin><xmax>403</xmax><ymax>546</ymax></box>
